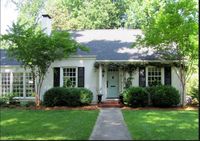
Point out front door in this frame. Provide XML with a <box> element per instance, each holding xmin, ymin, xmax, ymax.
<box><xmin>107</xmin><ymin>69</ymin><xmax>119</xmax><ymax>98</ymax></box>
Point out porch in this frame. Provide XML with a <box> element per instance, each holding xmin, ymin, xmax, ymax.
<box><xmin>95</xmin><ymin>61</ymin><xmax>140</xmax><ymax>102</ymax></box>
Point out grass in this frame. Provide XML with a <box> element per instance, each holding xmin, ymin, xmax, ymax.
<box><xmin>122</xmin><ymin>110</ymin><xmax>199</xmax><ymax>140</ymax></box>
<box><xmin>0</xmin><ymin>109</ymin><xmax>99</xmax><ymax>140</ymax></box>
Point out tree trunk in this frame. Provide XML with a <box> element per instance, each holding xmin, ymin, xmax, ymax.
<box><xmin>31</xmin><ymin>71</ymin><xmax>40</xmax><ymax>107</ymax></box>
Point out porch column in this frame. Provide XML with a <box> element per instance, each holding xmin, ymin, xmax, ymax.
<box><xmin>99</xmin><ymin>64</ymin><xmax>102</xmax><ymax>94</ymax></box>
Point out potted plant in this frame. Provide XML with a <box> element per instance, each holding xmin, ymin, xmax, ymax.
<box><xmin>97</xmin><ymin>94</ymin><xmax>103</xmax><ymax>104</ymax></box>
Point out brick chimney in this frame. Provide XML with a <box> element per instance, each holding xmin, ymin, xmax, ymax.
<box><xmin>41</xmin><ymin>14</ymin><xmax>52</xmax><ymax>36</ymax></box>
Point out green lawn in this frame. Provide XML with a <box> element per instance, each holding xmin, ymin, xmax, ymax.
<box><xmin>122</xmin><ymin>110</ymin><xmax>199</xmax><ymax>140</ymax></box>
<box><xmin>0</xmin><ymin>109</ymin><xmax>99</xmax><ymax>140</ymax></box>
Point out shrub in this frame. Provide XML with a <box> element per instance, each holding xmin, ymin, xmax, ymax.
<box><xmin>0</xmin><ymin>97</ymin><xmax>7</xmax><ymax>106</ymax></box>
<box><xmin>20</xmin><ymin>101</ymin><xmax>35</xmax><ymax>107</ymax></box>
<box><xmin>186</xmin><ymin>74</ymin><xmax>199</xmax><ymax>101</ymax></box>
<box><xmin>191</xmin><ymin>98</ymin><xmax>199</xmax><ymax>106</ymax></box>
<box><xmin>43</xmin><ymin>87</ymin><xmax>69</xmax><ymax>107</ymax></box>
<box><xmin>122</xmin><ymin>87</ymin><xmax>148</xmax><ymax>107</ymax></box>
<box><xmin>43</xmin><ymin>87</ymin><xmax>93</xmax><ymax>107</ymax></box>
<box><xmin>0</xmin><ymin>93</ymin><xmax>17</xmax><ymax>106</ymax></box>
<box><xmin>79</xmin><ymin>88</ymin><xmax>93</xmax><ymax>105</ymax></box>
<box><xmin>150</xmin><ymin>85</ymin><xmax>180</xmax><ymax>107</ymax></box>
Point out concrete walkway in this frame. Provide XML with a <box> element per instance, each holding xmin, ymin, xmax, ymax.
<box><xmin>89</xmin><ymin>108</ymin><xmax>132</xmax><ymax>140</ymax></box>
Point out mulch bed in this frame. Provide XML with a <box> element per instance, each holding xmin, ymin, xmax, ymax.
<box><xmin>121</xmin><ymin>106</ymin><xmax>199</xmax><ymax>111</ymax></box>
<box><xmin>1</xmin><ymin>104</ymin><xmax>100</xmax><ymax>110</ymax></box>
<box><xmin>1</xmin><ymin>104</ymin><xmax>198</xmax><ymax>111</ymax></box>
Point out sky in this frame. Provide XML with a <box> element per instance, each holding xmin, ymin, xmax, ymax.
<box><xmin>1</xmin><ymin>0</ymin><xmax>19</xmax><ymax>35</ymax></box>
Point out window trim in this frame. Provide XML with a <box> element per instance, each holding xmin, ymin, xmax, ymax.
<box><xmin>146</xmin><ymin>66</ymin><xmax>164</xmax><ymax>87</ymax></box>
<box><xmin>62</xmin><ymin>67</ymin><xmax>78</xmax><ymax>87</ymax></box>
<box><xmin>0</xmin><ymin>71</ymin><xmax>35</xmax><ymax>99</ymax></box>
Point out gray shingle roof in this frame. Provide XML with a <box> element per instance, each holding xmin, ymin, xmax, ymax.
<box><xmin>1</xmin><ymin>29</ymin><xmax>161</xmax><ymax>66</ymax></box>
<box><xmin>0</xmin><ymin>49</ymin><xmax>22</xmax><ymax>66</ymax></box>
<box><xmin>70</xmin><ymin>29</ymin><xmax>160</xmax><ymax>60</ymax></box>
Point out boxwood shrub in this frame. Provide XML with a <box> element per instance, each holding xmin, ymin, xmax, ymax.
<box><xmin>122</xmin><ymin>87</ymin><xmax>148</xmax><ymax>107</ymax></box>
<box><xmin>149</xmin><ymin>85</ymin><xmax>180</xmax><ymax>107</ymax></box>
<box><xmin>79</xmin><ymin>88</ymin><xmax>93</xmax><ymax>105</ymax></box>
<box><xmin>43</xmin><ymin>87</ymin><xmax>93</xmax><ymax>107</ymax></box>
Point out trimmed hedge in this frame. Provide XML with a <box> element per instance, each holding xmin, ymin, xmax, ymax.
<box><xmin>43</xmin><ymin>87</ymin><xmax>93</xmax><ymax>107</ymax></box>
<box><xmin>147</xmin><ymin>85</ymin><xmax>180</xmax><ymax>107</ymax></box>
<box><xmin>122</xmin><ymin>85</ymin><xmax>180</xmax><ymax>108</ymax></box>
<box><xmin>122</xmin><ymin>87</ymin><xmax>148</xmax><ymax>107</ymax></box>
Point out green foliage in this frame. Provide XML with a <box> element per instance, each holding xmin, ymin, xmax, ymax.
<box><xmin>43</xmin><ymin>87</ymin><xmax>93</xmax><ymax>107</ymax></box>
<box><xmin>43</xmin><ymin>87</ymin><xmax>70</xmax><ymax>107</ymax></box>
<box><xmin>122</xmin><ymin>87</ymin><xmax>148</xmax><ymax>107</ymax></box>
<box><xmin>135</xmin><ymin>0</ymin><xmax>198</xmax><ymax>105</ymax></box>
<box><xmin>124</xmin><ymin>77</ymin><xmax>133</xmax><ymax>89</ymax></box>
<box><xmin>10</xmin><ymin>0</ymin><xmax>171</xmax><ymax>29</ymax></box>
<box><xmin>186</xmin><ymin>73</ymin><xmax>199</xmax><ymax>101</ymax></box>
<box><xmin>79</xmin><ymin>88</ymin><xmax>93</xmax><ymax>105</ymax></box>
<box><xmin>46</xmin><ymin>0</ymin><xmax>122</xmax><ymax>30</ymax></box>
<box><xmin>0</xmin><ymin>22</ymin><xmax>87</xmax><ymax>102</ymax></box>
<box><xmin>15</xmin><ymin>0</ymin><xmax>45</xmax><ymax>26</ymax></box>
<box><xmin>137</xmin><ymin>0</ymin><xmax>198</xmax><ymax>60</ymax></box>
<box><xmin>149</xmin><ymin>85</ymin><xmax>180</xmax><ymax>107</ymax></box>
<box><xmin>63</xmin><ymin>77</ymin><xmax>74</xmax><ymax>88</ymax></box>
<box><xmin>20</xmin><ymin>101</ymin><xmax>35</xmax><ymax>107</ymax></box>
<box><xmin>0</xmin><ymin>93</ymin><xmax>17</xmax><ymax>106</ymax></box>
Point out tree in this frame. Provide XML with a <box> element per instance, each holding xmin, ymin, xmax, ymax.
<box><xmin>135</xmin><ymin>0</ymin><xmax>198</xmax><ymax>106</ymax></box>
<box><xmin>46</xmin><ymin>0</ymin><xmax>122</xmax><ymax>30</ymax></box>
<box><xmin>0</xmin><ymin>22</ymin><xmax>88</xmax><ymax>106</ymax></box>
<box><xmin>11</xmin><ymin>0</ymin><xmax>45</xmax><ymax>26</ymax></box>
<box><xmin>10</xmin><ymin>0</ymin><xmax>168</xmax><ymax>30</ymax></box>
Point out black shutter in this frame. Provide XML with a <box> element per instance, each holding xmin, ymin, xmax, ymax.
<box><xmin>164</xmin><ymin>66</ymin><xmax>171</xmax><ymax>85</ymax></box>
<box><xmin>53</xmin><ymin>67</ymin><xmax>60</xmax><ymax>87</ymax></box>
<box><xmin>78</xmin><ymin>67</ymin><xmax>84</xmax><ymax>87</ymax></box>
<box><xmin>139</xmin><ymin>67</ymin><xmax>146</xmax><ymax>87</ymax></box>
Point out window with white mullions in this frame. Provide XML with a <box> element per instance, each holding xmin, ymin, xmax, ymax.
<box><xmin>1</xmin><ymin>73</ymin><xmax>11</xmax><ymax>96</ymax></box>
<box><xmin>63</xmin><ymin>68</ymin><xmax>77</xmax><ymax>87</ymax></box>
<box><xmin>25</xmin><ymin>73</ymin><xmax>34</xmax><ymax>97</ymax></box>
<box><xmin>148</xmin><ymin>67</ymin><xmax>161</xmax><ymax>86</ymax></box>
<box><xmin>13</xmin><ymin>73</ymin><xmax>24</xmax><ymax>97</ymax></box>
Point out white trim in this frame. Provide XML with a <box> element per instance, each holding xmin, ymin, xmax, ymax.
<box><xmin>0</xmin><ymin>71</ymin><xmax>35</xmax><ymax>99</ymax></box>
<box><xmin>23</xmin><ymin>72</ymin><xmax>26</xmax><ymax>98</ymax></box>
<box><xmin>10</xmin><ymin>72</ymin><xmax>13</xmax><ymax>94</ymax></box>
<box><xmin>60</xmin><ymin>68</ymin><xmax>63</xmax><ymax>87</ymax></box>
<box><xmin>76</xmin><ymin>68</ymin><xmax>78</xmax><ymax>87</ymax></box>
<box><xmin>145</xmin><ymin>67</ymin><xmax>148</xmax><ymax>87</ymax></box>
<box><xmin>69</xmin><ymin>55</ymin><xmax>96</xmax><ymax>58</ymax></box>
<box><xmin>146</xmin><ymin>66</ymin><xmax>163</xmax><ymax>87</ymax></box>
<box><xmin>161</xmin><ymin>68</ymin><xmax>164</xmax><ymax>85</ymax></box>
<box><xmin>99</xmin><ymin>64</ymin><xmax>102</xmax><ymax>94</ymax></box>
<box><xmin>104</xmin><ymin>66</ymin><xmax>108</xmax><ymax>99</ymax></box>
<box><xmin>62</xmin><ymin>67</ymin><xmax>78</xmax><ymax>87</ymax></box>
<box><xmin>96</xmin><ymin>60</ymin><xmax>180</xmax><ymax>63</ymax></box>
<box><xmin>0</xmin><ymin>73</ymin><xmax>2</xmax><ymax>95</ymax></box>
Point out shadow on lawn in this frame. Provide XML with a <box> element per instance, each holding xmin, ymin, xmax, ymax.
<box><xmin>0</xmin><ymin>109</ymin><xmax>98</xmax><ymax>140</ymax></box>
<box><xmin>124</xmin><ymin>110</ymin><xmax>198</xmax><ymax>140</ymax></box>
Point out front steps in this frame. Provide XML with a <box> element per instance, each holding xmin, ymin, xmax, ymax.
<box><xmin>98</xmin><ymin>100</ymin><xmax>124</xmax><ymax>108</ymax></box>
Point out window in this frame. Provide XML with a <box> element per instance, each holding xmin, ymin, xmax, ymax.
<box><xmin>148</xmin><ymin>67</ymin><xmax>161</xmax><ymax>86</ymax></box>
<box><xmin>13</xmin><ymin>73</ymin><xmax>24</xmax><ymax>97</ymax></box>
<box><xmin>0</xmin><ymin>72</ymin><xmax>35</xmax><ymax>98</ymax></box>
<box><xmin>1</xmin><ymin>73</ymin><xmax>10</xmax><ymax>96</ymax></box>
<box><xmin>63</xmin><ymin>68</ymin><xmax>77</xmax><ymax>87</ymax></box>
<box><xmin>25</xmin><ymin>73</ymin><xmax>34</xmax><ymax>97</ymax></box>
